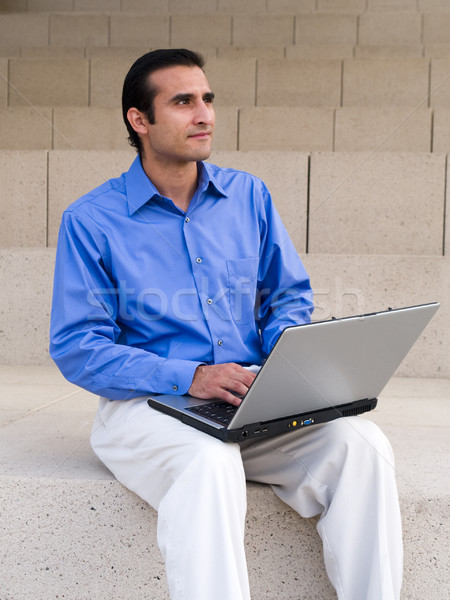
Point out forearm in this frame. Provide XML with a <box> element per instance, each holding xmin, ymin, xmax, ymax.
<box><xmin>50</xmin><ymin>328</ymin><xmax>203</xmax><ymax>399</ymax></box>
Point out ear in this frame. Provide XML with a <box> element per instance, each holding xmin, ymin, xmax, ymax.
<box><xmin>126</xmin><ymin>108</ymin><xmax>150</xmax><ymax>135</ymax></box>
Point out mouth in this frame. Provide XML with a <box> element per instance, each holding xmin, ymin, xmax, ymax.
<box><xmin>188</xmin><ymin>130</ymin><xmax>212</xmax><ymax>140</ymax></box>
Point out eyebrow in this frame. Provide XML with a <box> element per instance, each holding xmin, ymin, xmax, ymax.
<box><xmin>170</xmin><ymin>91</ymin><xmax>215</xmax><ymax>103</ymax></box>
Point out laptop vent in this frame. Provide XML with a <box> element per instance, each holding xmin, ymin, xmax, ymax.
<box><xmin>341</xmin><ymin>404</ymin><xmax>372</xmax><ymax>417</ymax></box>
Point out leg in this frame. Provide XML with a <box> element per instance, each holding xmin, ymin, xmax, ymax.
<box><xmin>241</xmin><ymin>417</ymin><xmax>403</xmax><ymax>600</ymax></box>
<box><xmin>91</xmin><ymin>396</ymin><xmax>251</xmax><ymax>600</ymax></box>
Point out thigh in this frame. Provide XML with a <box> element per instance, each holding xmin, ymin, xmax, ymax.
<box><xmin>91</xmin><ymin>396</ymin><xmax>243</xmax><ymax>510</ymax></box>
<box><xmin>241</xmin><ymin>416</ymin><xmax>393</xmax><ymax>516</ymax></box>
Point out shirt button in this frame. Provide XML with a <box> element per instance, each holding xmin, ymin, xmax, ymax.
<box><xmin>196</xmin><ymin>257</ymin><xmax>202</xmax><ymax>264</ymax></box>
<box><xmin>172</xmin><ymin>384</ymin><xmax>178</xmax><ymax>391</ymax></box>
<box><xmin>217</xmin><ymin>339</ymin><xmax>223</xmax><ymax>346</ymax></box>
<box><xmin>185</xmin><ymin>217</ymin><xmax>190</xmax><ymax>223</ymax></box>
<box><xmin>206</xmin><ymin>298</ymin><xmax>213</xmax><ymax>305</ymax></box>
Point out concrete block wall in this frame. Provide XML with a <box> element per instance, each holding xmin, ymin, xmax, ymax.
<box><xmin>2</xmin><ymin>55</ymin><xmax>450</xmax><ymax>150</ymax></box>
<box><xmin>0</xmin><ymin>2</ymin><xmax>449</xmax><ymax>374</ymax></box>
<box><xmin>2</xmin><ymin>56</ymin><xmax>450</xmax><ymax>110</ymax></box>
<box><xmin>0</xmin><ymin>4</ymin><xmax>449</xmax><ymax>600</ymax></box>
<box><xmin>0</xmin><ymin>149</ymin><xmax>448</xmax><ymax>377</ymax></box>
<box><xmin>308</xmin><ymin>152</ymin><xmax>446</xmax><ymax>256</ymax></box>
<box><xmin>0</xmin><ymin>0</ymin><xmax>450</xmax><ymax>358</ymax></box>
<box><xmin>1</xmin><ymin>148</ymin><xmax>447</xmax><ymax>256</ymax></box>
<box><xmin>7</xmin><ymin>104</ymin><xmax>450</xmax><ymax>152</ymax></box>
<box><xmin>2</xmin><ymin>247</ymin><xmax>449</xmax><ymax>376</ymax></box>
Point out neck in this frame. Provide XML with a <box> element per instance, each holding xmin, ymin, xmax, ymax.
<box><xmin>140</xmin><ymin>154</ymin><xmax>199</xmax><ymax>213</ymax></box>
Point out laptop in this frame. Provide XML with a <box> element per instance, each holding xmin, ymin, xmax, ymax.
<box><xmin>147</xmin><ymin>302</ymin><xmax>439</xmax><ymax>442</ymax></box>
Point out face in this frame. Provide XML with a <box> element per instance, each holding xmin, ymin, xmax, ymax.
<box><xmin>140</xmin><ymin>65</ymin><xmax>215</xmax><ymax>166</ymax></box>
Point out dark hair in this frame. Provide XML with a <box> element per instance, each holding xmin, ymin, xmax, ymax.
<box><xmin>122</xmin><ymin>48</ymin><xmax>205</xmax><ymax>154</ymax></box>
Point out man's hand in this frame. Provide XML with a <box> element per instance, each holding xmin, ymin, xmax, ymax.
<box><xmin>188</xmin><ymin>363</ymin><xmax>257</xmax><ymax>406</ymax></box>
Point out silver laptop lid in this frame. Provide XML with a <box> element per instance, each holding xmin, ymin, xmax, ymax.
<box><xmin>229</xmin><ymin>303</ymin><xmax>439</xmax><ymax>429</ymax></box>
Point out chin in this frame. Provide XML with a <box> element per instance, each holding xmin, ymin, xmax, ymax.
<box><xmin>198</xmin><ymin>150</ymin><xmax>212</xmax><ymax>161</ymax></box>
<box><xmin>190</xmin><ymin>147</ymin><xmax>212</xmax><ymax>162</ymax></box>
<box><xmin>187</xmin><ymin>138</ymin><xmax>213</xmax><ymax>160</ymax></box>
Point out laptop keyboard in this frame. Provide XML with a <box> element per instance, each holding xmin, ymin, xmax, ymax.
<box><xmin>187</xmin><ymin>401</ymin><xmax>237</xmax><ymax>426</ymax></box>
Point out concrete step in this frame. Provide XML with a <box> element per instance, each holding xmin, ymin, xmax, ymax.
<box><xmin>0</xmin><ymin>106</ymin><xmax>239</xmax><ymax>152</ymax></box>
<box><xmin>0</xmin><ymin>150</ymin><xmax>447</xmax><ymax>256</ymax></box>
<box><xmin>4</xmin><ymin>43</ymin><xmax>450</xmax><ymax>60</ymax></box>
<box><xmin>3</xmin><ymin>0</ymin><xmax>450</xmax><ymax>14</ymax></box>
<box><xmin>238</xmin><ymin>106</ymin><xmax>436</xmax><ymax>151</ymax></box>
<box><xmin>0</xmin><ymin>248</ymin><xmax>448</xmax><ymax>377</ymax></box>
<box><xmin>4</xmin><ymin>105</ymin><xmax>450</xmax><ymax>153</ymax></box>
<box><xmin>0</xmin><ymin>9</ymin><xmax>450</xmax><ymax>46</ymax></box>
<box><xmin>1</xmin><ymin>9</ymin><xmax>450</xmax><ymax>50</ymax></box>
<box><xmin>2</xmin><ymin>56</ymin><xmax>450</xmax><ymax>110</ymax></box>
<box><xmin>0</xmin><ymin>365</ymin><xmax>448</xmax><ymax>599</ymax></box>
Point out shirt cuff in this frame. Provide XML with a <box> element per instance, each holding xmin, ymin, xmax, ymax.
<box><xmin>158</xmin><ymin>358</ymin><xmax>205</xmax><ymax>395</ymax></box>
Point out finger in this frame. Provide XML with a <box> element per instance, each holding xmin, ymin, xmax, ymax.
<box><xmin>189</xmin><ymin>363</ymin><xmax>256</xmax><ymax>401</ymax></box>
<box><xmin>241</xmin><ymin>369</ymin><xmax>257</xmax><ymax>386</ymax></box>
<box><xmin>226</xmin><ymin>364</ymin><xmax>257</xmax><ymax>387</ymax></box>
<box><xmin>219</xmin><ymin>389</ymin><xmax>244</xmax><ymax>407</ymax></box>
<box><xmin>224</xmin><ymin>378</ymin><xmax>252</xmax><ymax>398</ymax></box>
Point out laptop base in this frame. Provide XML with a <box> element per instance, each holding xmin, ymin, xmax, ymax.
<box><xmin>147</xmin><ymin>396</ymin><xmax>378</xmax><ymax>442</ymax></box>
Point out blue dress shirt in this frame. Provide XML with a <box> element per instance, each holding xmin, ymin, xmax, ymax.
<box><xmin>50</xmin><ymin>156</ymin><xmax>314</xmax><ymax>400</ymax></box>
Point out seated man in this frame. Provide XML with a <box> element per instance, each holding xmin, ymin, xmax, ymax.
<box><xmin>50</xmin><ymin>49</ymin><xmax>403</xmax><ymax>600</ymax></box>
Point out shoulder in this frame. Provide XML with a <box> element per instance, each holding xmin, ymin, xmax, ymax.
<box><xmin>64</xmin><ymin>173</ymin><xmax>127</xmax><ymax>221</ymax></box>
<box><xmin>203</xmin><ymin>161</ymin><xmax>271</xmax><ymax>209</ymax></box>
<box><xmin>204</xmin><ymin>161</ymin><xmax>266</xmax><ymax>187</ymax></box>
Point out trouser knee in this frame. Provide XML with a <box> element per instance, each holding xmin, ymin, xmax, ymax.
<box><xmin>327</xmin><ymin>416</ymin><xmax>395</xmax><ymax>466</ymax></box>
<box><xmin>187</xmin><ymin>437</ymin><xmax>245</xmax><ymax>482</ymax></box>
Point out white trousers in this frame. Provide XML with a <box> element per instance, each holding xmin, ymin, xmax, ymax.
<box><xmin>90</xmin><ymin>395</ymin><xmax>403</xmax><ymax>600</ymax></box>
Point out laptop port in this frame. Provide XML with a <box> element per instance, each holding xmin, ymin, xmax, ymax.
<box><xmin>241</xmin><ymin>430</ymin><xmax>249</xmax><ymax>438</ymax></box>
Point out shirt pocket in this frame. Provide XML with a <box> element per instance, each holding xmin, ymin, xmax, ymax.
<box><xmin>226</xmin><ymin>257</ymin><xmax>259</xmax><ymax>324</ymax></box>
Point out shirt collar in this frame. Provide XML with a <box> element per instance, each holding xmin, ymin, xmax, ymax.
<box><xmin>125</xmin><ymin>155</ymin><xmax>160</xmax><ymax>215</ymax></box>
<box><xmin>201</xmin><ymin>161</ymin><xmax>228</xmax><ymax>199</ymax></box>
<box><xmin>125</xmin><ymin>156</ymin><xmax>228</xmax><ymax>216</ymax></box>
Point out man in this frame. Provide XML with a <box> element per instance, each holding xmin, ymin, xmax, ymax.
<box><xmin>50</xmin><ymin>49</ymin><xmax>403</xmax><ymax>600</ymax></box>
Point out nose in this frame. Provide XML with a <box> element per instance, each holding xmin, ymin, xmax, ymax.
<box><xmin>194</xmin><ymin>100</ymin><xmax>215</xmax><ymax>126</ymax></box>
